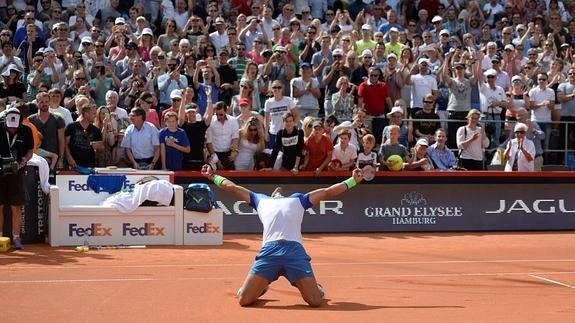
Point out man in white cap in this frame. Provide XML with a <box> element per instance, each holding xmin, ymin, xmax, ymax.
<box><xmin>355</xmin><ymin>24</ymin><xmax>376</xmax><ymax>56</ymax></box>
<box><xmin>479</xmin><ymin>67</ymin><xmax>509</xmax><ymax>148</ymax></box>
<box><xmin>404</xmin><ymin>138</ymin><xmax>434</xmax><ymax>170</ymax></box>
<box><xmin>382</xmin><ymin>106</ymin><xmax>409</xmax><ymax>146</ymax></box>
<box><xmin>160</xmin><ymin>89</ymin><xmax>184</xmax><ymax>127</ymax></box>
<box><xmin>405</xmin><ymin>57</ymin><xmax>438</xmax><ymax>117</ymax></box>
<box><xmin>503</xmin><ymin>123</ymin><xmax>535</xmax><ymax>171</ymax></box>
<box><xmin>430</xmin><ymin>16</ymin><xmax>444</xmax><ymax>42</ymax></box>
<box><xmin>209</xmin><ymin>17</ymin><xmax>229</xmax><ymax>53</ymax></box>
<box><xmin>0</xmin><ymin>107</ymin><xmax>34</xmax><ymax>250</ymax></box>
<box><xmin>322</xmin><ymin>48</ymin><xmax>352</xmax><ymax>116</ymax></box>
<box><xmin>385</xmin><ymin>27</ymin><xmax>405</xmax><ymax>57</ymax></box>
<box><xmin>351</xmin><ymin>49</ymin><xmax>374</xmax><ymax>86</ymax></box>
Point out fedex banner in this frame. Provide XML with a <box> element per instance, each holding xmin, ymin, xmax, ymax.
<box><xmin>202</xmin><ymin>184</ymin><xmax>575</xmax><ymax>233</ymax></box>
<box><xmin>56</xmin><ymin>170</ymin><xmax>173</xmax><ymax>205</ymax></box>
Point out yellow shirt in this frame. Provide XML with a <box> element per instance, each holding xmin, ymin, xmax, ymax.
<box><xmin>384</xmin><ymin>42</ymin><xmax>405</xmax><ymax>57</ymax></box>
<box><xmin>355</xmin><ymin>40</ymin><xmax>377</xmax><ymax>56</ymax></box>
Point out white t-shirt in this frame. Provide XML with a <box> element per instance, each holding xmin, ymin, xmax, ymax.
<box><xmin>504</xmin><ymin>138</ymin><xmax>536</xmax><ymax>172</ymax></box>
<box><xmin>265</xmin><ymin>96</ymin><xmax>296</xmax><ymax>135</ymax></box>
<box><xmin>206</xmin><ymin>115</ymin><xmax>240</xmax><ymax>152</ymax></box>
<box><xmin>49</xmin><ymin>106</ymin><xmax>74</xmax><ymax>126</ymax></box>
<box><xmin>528</xmin><ymin>86</ymin><xmax>555</xmax><ymax>123</ymax></box>
<box><xmin>249</xmin><ymin>191</ymin><xmax>312</xmax><ymax>245</ymax></box>
<box><xmin>480</xmin><ymin>83</ymin><xmax>507</xmax><ymax>114</ymax></box>
<box><xmin>410</xmin><ymin>74</ymin><xmax>438</xmax><ymax>108</ymax></box>
<box><xmin>332</xmin><ymin>143</ymin><xmax>357</xmax><ymax>166</ymax></box>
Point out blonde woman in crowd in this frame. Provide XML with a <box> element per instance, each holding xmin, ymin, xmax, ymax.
<box><xmin>234</xmin><ymin>117</ymin><xmax>267</xmax><ymax>170</ymax></box>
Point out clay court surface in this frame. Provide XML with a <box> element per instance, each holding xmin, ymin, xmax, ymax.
<box><xmin>1</xmin><ymin>232</ymin><xmax>575</xmax><ymax>322</ymax></box>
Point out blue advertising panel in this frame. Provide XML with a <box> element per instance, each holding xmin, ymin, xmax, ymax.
<box><xmin>197</xmin><ymin>183</ymin><xmax>575</xmax><ymax>233</ymax></box>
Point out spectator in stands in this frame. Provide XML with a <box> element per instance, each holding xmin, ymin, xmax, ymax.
<box><xmin>322</xmin><ymin>48</ymin><xmax>351</xmax><ymax>117</ymax></box>
<box><xmin>28</xmin><ymin>92</ymin><xmax>65</xmax><ymax>170</ymax></box>
<box><xmin>48</xmin><ymin>89</ymin><xmax>73</xmax><ymax>126</ymax></box>
<box><xmin>457</xmin><ymin>109</ymin><xmax>490</xmax><ymax>170</ymax></box>
<box><xmin>121</xmin><ymin>107</ymin><xmax>160</xmax><ymax>170</ymax></box>
<box><xmin>379</xmin><ymin>124</ymin><xmax>409</xmax><ymax>170</ymax></box>
<box><xmin>357</xmin><ymin>66</ymin><xmax>393</xmax><ymax>145</ymax></box>
<box><xmin>291</xmin><ymin>62</ymin><xmax>320</xmax><ymax>118</ymax></box>
<box><xmin>412</xmin><ymin>93</ymin><xmax>441</xmax><ymax>145</ymax></box>
<box><xmin>264</xmin><ymin>80</ymin><xmax>299</xmax><ymax>150</ymax></box>
<box><xmin>503</xmin><ymin>122</ymin><xmax>536</xmax><ymax>172</ymax></box>
<box><xmin>331</xmin><ymin>76</ymin><xmax>354</xmax><ymax>122</ymax></box>
<box><xmin>159</xmin><ymin>111</ymin><xmax>190</xmax><ymax>171</ymax></box>
<box><xmin>479</xmin><ymin>68</ymin><xmax>509</xmax><ymax>148</ymax></box>
<box><xmin>382</xmin><ymin>106</ymin><xmax>409</xmax><ymax>147</ymax></box>
<box><xmin>64</xmin><ymin>103</ymin><xmax>103</xmax><ymax>169</ymax></box>
<box><xmin>234</xmin><ymin>117</ymin><xmax>266</xmax><ymax>170</ymax></box>
<box><xmin>557</xmin><ymin>66</ymin><xmax>575</xmax><ymax>163</ymax></box>
<box><xmin>428</xmin><ymin>128</ymin><xmax>457</xmax><ymax>170</ymax></box>
<box><xmin>138</xmin><ymin>92</ymin><xmax>161</xmax><ymax>129</ymax></box>
<box><xmin>405</xmin><ymin>57</ymin><xmax>438</xmax><ymax>117</ymax></box>
<box><xmin>404</xmin><ymin>138</ymin><xmax>434</xmax><ymax>171</ymax></box>
<box><xmin>302</xmin><ymin>121</ymin><xmax>333</xmax><ymax>176</ymax></box>
<box><xmin>526</xmin><ymin>72</ymin><xmax>555</xmax><ymax>155</ymax></box>
<box><xmin>194</xmin><ymin>62</ymin><xmax>220</xmax><ymax>115</ymax></box>
<box><xmin>93</xmin><ymin>106</ymin><xmax>116</xmax><ymax>167</ymax></box>
<box><xmin>329</xmin><ymin>129</ymin><xmax>357</xmax><ymax>171</ymax></box>
<box><xmin>500</xmin><ymin>108</ymin><xmax>545</xmax><ymax>171</ymax></box>
<box><xmin>0</xmin><ymin>64</ymin><xmax>26</xmax><ymax>105</ymax></box>
<box><xmin>206</xmin><ymin>101</ymin><xmax>240</xmax><ymax>170</ymax></box>
<box><xmin>178</xmin><ymin>90</ymin><xmax>214</xmax><ymax>170</ymax></box>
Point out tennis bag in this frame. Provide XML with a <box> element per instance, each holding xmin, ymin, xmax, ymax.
<box><xmin>183</xmin><ymin>183</ymin><xmax>217</xmax><ymax>212</ymax></box>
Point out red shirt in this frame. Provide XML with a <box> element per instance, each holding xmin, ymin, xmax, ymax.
<box><xmin>304</xmin><ymin>135</ymin><xmax>333</xmax><ymax>171</ymax></box>
<box><xmin>358</xmin><ymin>81</ymin><xmax>389</xmax><ymax>116</ymax></box>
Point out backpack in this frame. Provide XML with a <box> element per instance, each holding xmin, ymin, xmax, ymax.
<box><xmin>183</xmin><ymin>183</ymin><xmax>217</xmax><ymax>212</ymax></box>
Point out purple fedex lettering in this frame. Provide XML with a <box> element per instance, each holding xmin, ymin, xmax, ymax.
<box><xmin>69</xmin><ymin>223</ymin><xmax>112</xmax><ymax>236</ymax></box>
<box><xmin>186</xmin><ymin>223</ymin><xmax>220</xmax><ymax>234</ymax></box>
<box><xmin>68</xmin><ymin>180</ymin><xmax>90</xmax><ymax>191</ymax></box>
<box><xmin>122</xmin><ymin>223</ymin><xmax>165</xmax><ymax>236</ymax></box>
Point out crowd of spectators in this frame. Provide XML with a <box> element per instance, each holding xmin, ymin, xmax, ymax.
<box><xmin>1</xmin><ymin>0</ymin><xmax>574</xmax><ymax>173</ymax></box>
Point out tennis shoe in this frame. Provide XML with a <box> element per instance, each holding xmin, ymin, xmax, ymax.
<box><xmin>13</xmin><ymin>237</ymin><xmax>23</xmax><ymax>250</ymax></box>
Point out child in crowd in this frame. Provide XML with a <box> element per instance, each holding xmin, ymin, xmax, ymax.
<box><xmin>329</xmin><ymin>129</ymin><xmax>357</xmax><ymax>171</ymax></box>
<box><xmin>356</xmin><ymin>133</ymin><xmax>378</xmax><ymax>169</ymax></box>
<box><xmin>160</xmin><ymin>112</ymin><xmax>191</xmax><ymax>171</ymax></box>
<box><xmin>379</xmin><ymin>124</ymin><xmax>409</xmax><ymax>170</ymax></box>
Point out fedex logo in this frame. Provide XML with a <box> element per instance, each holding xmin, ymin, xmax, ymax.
<box><xmin>122</xmin><ymin>223</ymin><xmax>165</xmax><ymax>236</ymax></box>
<box><xmin>67</xmin><ymin>179</ymin><xmax>136</xmax><ymax>191</ymax></box>
<box><xmin>69</xmin><ymin>223</ymin><xmax>112</xmax><ymax>237</ymax></box>
<box><xmin>186</xmin><ymin>222</ymin><xmax>220</xmax><ymax>234</ymax></box>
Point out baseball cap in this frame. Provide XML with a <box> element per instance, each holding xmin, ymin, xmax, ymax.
<box><xmin>312</xmin><ymin>121</ymin><xmax>323</xmax><ymax>128</ymax></box>
<box><xmin>387</xmin><ymin>53</ymin><xmax>397</xmax><ymax>60</ymax></box>
<box><xmin>491</xmin><ymin>56</ymin><xmax>501</xmax><ymax>63</ymax></box>
<box><xmin>115</xmin><ymin>17</ymin><xmax>125</xmax><ymax>25</ymax></box>
<box><xmin>1</xmin><ymin>64</ymin><xmax>21</xmax><ymax>77</ymax></box>
<box><xmin>136</xmin><ymin>16</ymin><xmax>146</xmax><ymax>22</ymax></box>
<box><xmin>389</xmin><ymin>27</ymin><xmax>399</xmax><ymax>33</ymax></box>
<box><xmin>81</xmin><ymin>36</ymin><xmax>92</xmax><ymax>44</ymax></box>
<box><xmin>332</xmin><ymin>48</ymin><xmax>344</xmax><ymax>56</ymax></box>
<box><xmin>300</xmin><ymin>62</ymin><xmax>311</xmax><ymax>69</ymax></box>
<box><xmin>418</xmin><ymin>57</ymin><xmax>430</xmax><ymax>65</ymax></box>
<box><xmin>170</xmin><ymin>89</ymin><xmax>182</xmax><ymax>99</ymax></box>
<box><xmin>386</xmin><ymin>106</ymin><xmax>404</xmax><ymax>117</ymax></box>
<box><xmin>142</xmin><ymin>28</ymin><xmax>153</xmax><ymax>36</ymax></box>
<box><xmin>504</xmin><ymin>44</ymin><xmax>515</xmax><ymax>51</ymax></box>
<box><xmin>484</xmin><ymin>69</ymin><xmax>497</xmax><ymax>77</ymax></box>
<box><xmin>239</xmin><ymin>98</ymin><xmax>250</xmax><ymax>106</ymax></box>
<box><xmin>439</xmin><ymin>29</ymin><xmax>450</xmax><ymax>36</ymax></box>
<box><xmin>361</xmin><ymin>24</ymin><xmax>372</xmax><ymax>30</ymax></box>
<box><xmin>432</xmin><ymin>16</ymin><xmax>443</xmax><ymax>23</ymax></box>
<box><xmin>5</xmin><ymin>107</ymin><xmax>21</xmax><ymax>128</ymax></box>
<box><xmin>361</xmin><ymin>49</ymin><xmax>373</xmax><ymax>57</ymax></box>
<box><xmin>511</xmin><ymin>75</ymin><xmax>522</xmax><ymax>82</ymax></box>
<box><xmin>416</xmin><ymin>138</ymin><xmax>429</xmax><ymax>146</ymax></box>
<box><xmin>215</xmin><ymin>17</ymin><xmax>225</xmax><ymax>24</ymax></box>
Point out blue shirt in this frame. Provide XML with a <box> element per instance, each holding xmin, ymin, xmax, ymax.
<box><xmin>157</xmin><ymin>73</ymin><xmax>188</xmax><ymax>106</ymax></box>
<box><xmin>428</xmin><ymin>144</ymin><xmax>457</xmax><ymax>170</ymax></box>
<box><xmin>196</xmin><ymin>83</ymin><xmax>219</xmax><ymax>115</ymax></box>
<box><xmin>121</xmin><ymin>121</ymin><xmax>160</xmax><ymax>159</ymax></box>
<box><xmin>159</xmin><ymin>127</ymin><xmax>190</xmax><ymax>170</ymax></box>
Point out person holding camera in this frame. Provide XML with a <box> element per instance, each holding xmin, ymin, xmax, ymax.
<box><xmin>0</xmin><ymin>107</ymin><xmax>34</xmax><ymax>250</ymax></box>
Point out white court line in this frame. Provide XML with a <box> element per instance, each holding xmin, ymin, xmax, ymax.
<box><xmin>2</xmin><ymin>258</ymin><xmax>575</xmax><ymax>270</ymax></box>
<box><xmin>2</xmin><ymin>271</ymin><xmax>575</xmax><ymax>285</ymax></box>
<box><xmin>529</xmin><ymin>275</ymin><xmax>575</xmax><ymax>289</ymax></box>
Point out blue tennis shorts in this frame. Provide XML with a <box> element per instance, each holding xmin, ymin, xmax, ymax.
<box><xmin>249</xmin><ymin>240</ymin><xmax>314</xmax><ymax>284</ymax></box>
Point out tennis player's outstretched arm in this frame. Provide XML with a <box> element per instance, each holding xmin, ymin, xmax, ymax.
<box><xmin>308</xmin><ymin>168</ymin><xmax>364</xmax><ymax>205</ymax></box>
<box><xmin>201</xmin><ymin>164</ymin><xmax>251</xmax><ymax>203</ymax></box>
